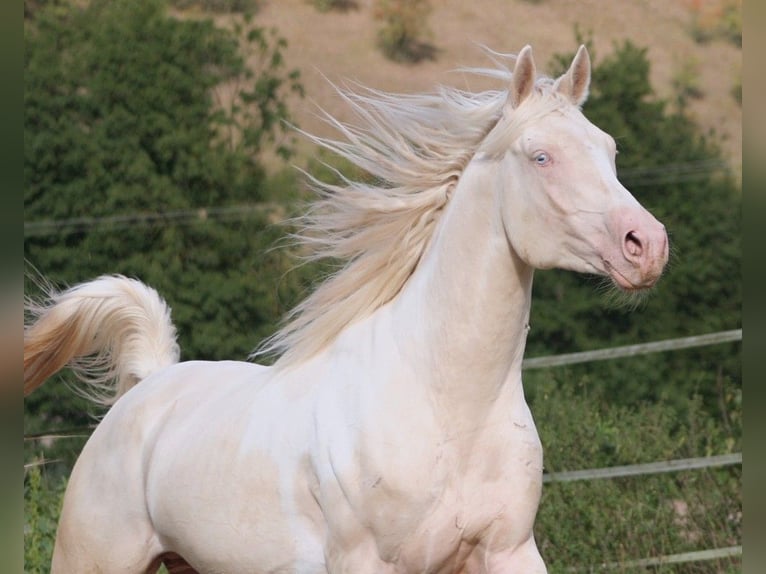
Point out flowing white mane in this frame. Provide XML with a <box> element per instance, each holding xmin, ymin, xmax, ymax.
<box><xmin>259</xmin><ymin>54</ymin><xmax>569</xmax><ymax>367</ymax></box>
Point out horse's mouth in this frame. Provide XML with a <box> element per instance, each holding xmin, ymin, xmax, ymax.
<box><xmin>603</xmin><ymin>259</ymin><xmax>657</xmax><ymax>292</ymax></box>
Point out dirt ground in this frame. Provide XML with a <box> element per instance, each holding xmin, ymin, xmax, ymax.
<box><xmin>242</xmin><ymin>0</ymin><xmax>741</xmax><ymax>175</ymax></box>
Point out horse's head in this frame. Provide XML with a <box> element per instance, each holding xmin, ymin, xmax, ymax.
<box><xmin>485</xmin><ymin>45</ymin><xmax>668</xmax><ymax>291</ymax></box>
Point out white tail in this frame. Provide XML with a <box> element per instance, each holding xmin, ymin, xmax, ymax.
<box><xmin>24</xmin><ymin>275</ymin><xmax>180</xmax><ymax>405</ymax></box>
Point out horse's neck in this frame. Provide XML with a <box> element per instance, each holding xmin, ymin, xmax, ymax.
<box><xmin>394</xmin><ymin>160</ymin><xmax>534</xmax><ymax>424</ymax></box>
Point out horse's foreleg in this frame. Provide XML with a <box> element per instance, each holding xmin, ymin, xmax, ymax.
<box><xmin>481</xmin><ymin>537</ymin><xmax>547</xmax><ymax>574</ymax></box>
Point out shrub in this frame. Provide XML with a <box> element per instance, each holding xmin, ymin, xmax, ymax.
<box><xmin>672</xmin><ymin>56</ymin><xmax>704</xmax><ymax>109</ymax></box>
<box><xmin>718</xmin><ymin>0</ymin><xmax>742</xmax><ymax>46</ymax></box>
<box><xmin>310</xmin><ymin>0</ymin><xmax>358</xmax><ymax>12</ymax></box>
<box><xmin>685</xmin><ymin>0</ymin><xmax>742</xmax><ymax>46</ymax></box>
<box><xmin>169</xmin><ymin>0</ymin><xmax>259</xmax><ymax>13</ymax></box>
<box><xmin>24</xmin><ymin>0</ymin><xmax>304</xmax><ymax>474</ymax></box>
<box><xmin>532</xmin><ymin>383</ymin><xmax>741</xmax><ymax>571</ymax></box>
<box><xmin>731</xmin><ymin>73</ymin><xmax>741</xmax><ymax>105</ymax></box>
<box><xmin>373</xmin><ymin>0</ymin><xmax>435</xmax><ymax>63</ymax></box>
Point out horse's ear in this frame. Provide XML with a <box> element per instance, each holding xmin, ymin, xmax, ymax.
<box><xmin>555</xmin><ymin>44</ymin><xmax>591</xmax><ymax>106</ymax></box>
<box><xmin>508</xmin><ymin>45</ymin><xmax>536</xmax><ymax>108</ymax></box>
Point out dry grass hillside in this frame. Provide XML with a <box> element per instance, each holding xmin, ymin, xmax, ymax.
<box><xmin>237</xmin><ymin>0</ymin><xmax>741</xmax><ymax>175</ymax></box>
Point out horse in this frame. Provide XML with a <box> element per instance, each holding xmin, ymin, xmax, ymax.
<box><xmin>24</xmin><ymin>45</ymin><xmax>668</xmax><ymax>573</ymax></box>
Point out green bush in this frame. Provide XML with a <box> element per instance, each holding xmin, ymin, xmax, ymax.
<box><xmin>169</xmin><ymin>0</ymin><xmax>259</xmax><ymax>13</ymax></box>
<box><xmin>533</xmin><ymin>384</ymin><xmax>741</xmax><ymax>571</ymax></box>
<box><xmin>686</xmin><ymin>0</ymin><xmax>742</xmax><ymax>47</ymax></box>
<box><xmin>719</xmin><ymin>1</ymin><xmax>742</xmax><ymax>46</ymax></box>
<box><xmin>373</xmin><ymin>0</ymin><xmax>435</xmax><ymax>63</ymax></box>
<box><xmin>24</xmin><ymin>0</ymin><xmax>304</xmax><ymax>475</ymax></box>
<box><xmin>309</xmin><ymin>0</ymin><xmax>357</xmax><ymax>12</ymax></box>
<box><xmin>731</xmin><ymin>73</ymin><xmax>741</xmax><ymax>105</ymax></box>
<box><xmin>672</xmin><ymin>56</ymin><xmax>704</xmax><ymax>109</ymax></box>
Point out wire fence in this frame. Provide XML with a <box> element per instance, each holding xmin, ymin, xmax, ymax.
<box><xmin>575</xmin><ymin>546</ymin><xmax>742</xmax><ymax>572</ymax></box>
<box><xmin>23</xmin><ymin>157</ymin><xmax>740</xmax><ymax>238</ymax></box>
<box><xmin>23</xmin><ymin>202</ymin><xmax>284</xmax><ymax>237</ymax></box>
<box><xmin>528</xmin><ymin>328</ymin><xmax>743</xmax><ymax>571</ymax></box>
<box><xmin>543</xmin><ymin>452</ymin><xmax>742</xmax><ymax>484</ymax></box>
<box><xmin>522</xmin><ymin>329</ymin><xmax>742</xmax><ymax>370</ymax></box>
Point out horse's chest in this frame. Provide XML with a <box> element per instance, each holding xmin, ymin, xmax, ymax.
<box><xmin>324</xmin><ymin>413</ymin><xmax>543</xmax><ymax>570</ymax></box>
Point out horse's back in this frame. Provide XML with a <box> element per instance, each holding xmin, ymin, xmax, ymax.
<box><xmin>91</xmin><ymin>359</ymin><xmax>275</xmax><ymax>465</ymax></box>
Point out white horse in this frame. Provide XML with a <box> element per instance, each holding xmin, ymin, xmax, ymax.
<box><xmin>25</xmin><ymin>45</ymin><xmax>668</xmax><ymax>573</ymax></box>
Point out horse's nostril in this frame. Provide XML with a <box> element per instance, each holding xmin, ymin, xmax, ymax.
<box><xmin>625</xmin><ymin>231</ymin><xmax>643</xmax><ymax>257</ymax></box>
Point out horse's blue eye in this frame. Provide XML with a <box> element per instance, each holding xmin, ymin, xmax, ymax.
<box><xmin>534</xmin><ymin>152</ymin><xmax>550</xmax><ymax>166</ymax></box>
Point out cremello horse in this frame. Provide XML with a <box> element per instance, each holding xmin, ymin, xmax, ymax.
<box><xmin>24</xmin><ymin>46</ymin><xmax>668</xmax><ymax>573</ymax></box>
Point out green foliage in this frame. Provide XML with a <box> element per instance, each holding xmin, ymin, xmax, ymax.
<box><xmin>672</xmin><ymin>56</ymin><xmax>704</xmax><ymax>109</ymax></box>
<box><xmin>731</xmin><ymin>72</ymin><xmax>742</xmax><ymax>105</ymax></box>
<box><xmin>25</xmin><ymin>0</ymin><xmax>275</xmax><ymax>222</ymax></box>
<box><xmin>685</xmin><ymin>0</ymin><xmax>742</xmax><ymax>46</ymax></box>
<box><xmin>309</xmin><ymin>0</ymin><xmax>358</xmax><ymax>12</ymax></box>
<box><xmin>24</xmin><ymin>0</ymin><xmax>304</xmax><ymax>343</ymax></box>
<box><xmin>168</xmin><ymin>0</ymin><xmax>259</xmax><ymax>13</ymax></box>
<box><xmin>24</xmin><ymin>0</ymin><xmax>305</xmax><ymax>475</ymax></box>
<box><xmin>719</xmin><ymin>1</ymin><xmax>743</xmax><ymax>46</ymax></box>
<box><xmin>534</xmin><ymin>384</ymin><xmax>741</xmax><ymax>570</ymax></box>
<box><xmin>373</xmin><ymin>0</ymin><xmax>436</xmax><ymax>63</ymax></box>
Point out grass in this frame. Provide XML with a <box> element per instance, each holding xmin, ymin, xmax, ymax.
<box><xmin>532</xmin><ymin>383</ymin><xmax>741</xmax><ymax>572</ymax></box>
<box><xmin>24</xmin><ymin>464</ymin><xmax>65</xmax><ymax>574</ymax></box>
